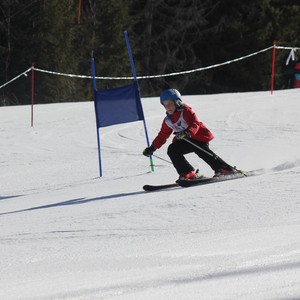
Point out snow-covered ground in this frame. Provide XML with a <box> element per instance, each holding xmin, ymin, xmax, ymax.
<box><xmin>1</xmin><ymin>89</ymin><xmax>300</xmax><ymax>300</ymax></box>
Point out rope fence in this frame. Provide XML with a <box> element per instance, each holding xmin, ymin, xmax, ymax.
<box><xmin>0</xmin><ymin>67</ymin><xmax>32</xmax><ymax>90</ymax></box>
<box><xmin>1</xmin><ymin>43</ymin><xmax>299</xmax><ymax>90</ymax></box>
<box><xmin>1</xmin><ymin>42</ymin><xmax>299</xmax><ymax>127</ymax></box>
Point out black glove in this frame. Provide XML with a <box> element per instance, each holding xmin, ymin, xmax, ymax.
<box><xmin>175</xmin><ymin>130</ymin><xmax>191</xmax><ymax>140</ymax></box>
<box><xmin>143</xmin><ymin>145</ymin><xmax>156</xmax><ymax>157</ymax></box>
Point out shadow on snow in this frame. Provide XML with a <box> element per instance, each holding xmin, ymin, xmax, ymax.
<box><xmin>0</xmin><ymin>190</ymin><xmax>145</xmax><ymax>216</ymax></box>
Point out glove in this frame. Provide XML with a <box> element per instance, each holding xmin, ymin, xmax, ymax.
<box><xmin>175</xmin><ymin>130</ymin><xmax>191</xmax><ymax>140</ymax></box>
<box><xmin>143</xmin><ymin>145</ymin><xmax>156</xmax><ymax>157</ymax></box>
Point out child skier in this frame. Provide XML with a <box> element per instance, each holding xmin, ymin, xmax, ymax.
<box><xmin>143</xmin><ymin>89</ymin><xmax>236</xmax><ymax>180</ymax></box>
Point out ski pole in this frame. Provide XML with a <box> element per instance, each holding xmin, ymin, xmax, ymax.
<box><xmin>182</xmin><ymin>137</ymin><xmax>217</xmax><ymax>158</ymax></box>
<box><xmin>182</xmin><ymin>137</ymin><xmax>245</xmax><ymax>176</ymax></box>
<box><xmin>152</xmin><ymin>154</ymin><xmax>172</xmax><ymax>164</ymax></box>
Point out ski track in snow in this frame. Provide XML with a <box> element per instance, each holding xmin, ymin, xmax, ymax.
<box><xmin>1</xmin><ymin>89</ymin><xmax>300</xmax><ymax>299</ymax></box>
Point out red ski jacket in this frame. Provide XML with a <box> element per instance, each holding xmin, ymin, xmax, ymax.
<box><xmin>152</xmin><ymin>103</ymin><xmax>214</xmax><ymax>149</ymax></box>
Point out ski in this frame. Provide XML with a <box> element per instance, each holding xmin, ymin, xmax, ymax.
<box><xmin>177</xmin><ymin>173</ymin><xmax>243</xmax><ymax>187</ymax></box>
<box><xmin>143</xmin><ymin>169</ymin><xmax>265</xmax><ymax>191</ymax></box>
<box><xmin>177</xmin><ymin>168</ymin><xmax>265</xmax><ymax>187</ymax></box>
<box><xmin>143</xmin><ymin>183</ymin><xmax>178</xmax><ymax>192</ymax></box>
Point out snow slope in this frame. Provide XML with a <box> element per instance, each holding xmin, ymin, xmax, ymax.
<box><xmin>1</xmin><ymin>89</ymin><xmax>300</xmax><ymax>300</ymax></box>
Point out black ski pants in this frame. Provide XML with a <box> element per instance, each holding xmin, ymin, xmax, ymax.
<box><xmin>167</xmin><ymin>139</ymin><xmax>230</xmax><ymax>175</ymax></box>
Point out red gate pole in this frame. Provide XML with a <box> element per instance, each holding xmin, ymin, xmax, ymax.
<box><xmin>270</xmin><ymin>41</ymin><xmax>276</xmax><ymax>94</ymax></box>
<box><xmin>31</xmin><ymin>63</ymin><xmax>34</xmax><ymax>127</ymax></box>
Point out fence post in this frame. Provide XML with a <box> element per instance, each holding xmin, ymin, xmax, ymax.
<box><xmin>270</xmin><ymin>41</ymin><xmax>277</xmax><ymax>94</ymax></box>
<box><xmin>31</xmin><ymin>63</ymin><xmax>34</xmax><ymax>127</ymax></box>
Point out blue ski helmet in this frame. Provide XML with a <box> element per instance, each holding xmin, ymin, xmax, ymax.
<box><xmin>160</xmin><ymin>89</ymin><xmax>182</xmax><ymax>108</ymax></box>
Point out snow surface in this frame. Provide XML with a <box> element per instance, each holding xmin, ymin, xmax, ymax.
<box><xmin>1</xmin><ymin>89</ymin><xmax>300</xmax><ymax>300</ymax></box>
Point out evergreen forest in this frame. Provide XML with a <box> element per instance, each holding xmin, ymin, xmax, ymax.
<box><xmin>1</xmin><ymin>0</ymin><xmax>299</xmax><ymax>105</ymax></box>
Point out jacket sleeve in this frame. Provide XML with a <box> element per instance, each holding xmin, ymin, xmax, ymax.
<box><xmin>184</xmin><ymin>105</ymin><xmax>214</xmax><ymax>142</ymax></box>
<box><xmin>151</xmin><ymin>119</ymin><xmax>173</xmax><ymax>149</ymax></box>
<box><xmin>183</xmin><ymin>106</ymin><xmax>201</xmax><ymax>137</ymax></box>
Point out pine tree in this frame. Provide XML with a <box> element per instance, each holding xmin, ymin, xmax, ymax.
<box><xmin>74</xmin><ymin>0</ymin><xmax>134</xmax><ymax>92</ymax></box>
